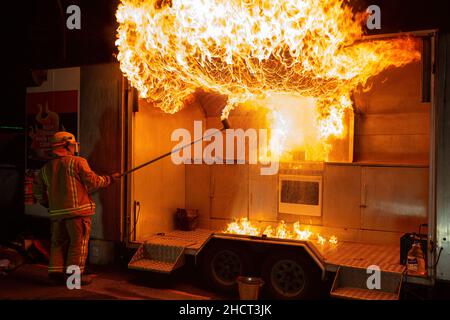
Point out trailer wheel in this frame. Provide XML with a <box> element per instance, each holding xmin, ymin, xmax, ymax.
<box><xmin>201</xmin><ymin>243</ymin><xmax>251</xmax><ymax>293</ymax></box>
<box><xmin>261</xmin><ymin>252</ymin><xmax>320</xmax><ymax>300</ymax></box>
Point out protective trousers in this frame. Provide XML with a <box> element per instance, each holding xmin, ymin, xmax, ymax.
<box><xmin>48</xmin><ymin>217</ymin><xmax>91</xmax><ymax>275</ymax></box>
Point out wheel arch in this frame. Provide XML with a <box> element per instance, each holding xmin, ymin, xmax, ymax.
<box><xmin>196</xmin><ymin>235</ymin><xmax>326</xmax><ymax>278</ymax></box>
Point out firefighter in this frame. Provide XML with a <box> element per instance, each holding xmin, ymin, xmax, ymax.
<box><xmin>33</xmin><ymin>131</ymin><xmax>119</xmax><ymax>285</ymax></box>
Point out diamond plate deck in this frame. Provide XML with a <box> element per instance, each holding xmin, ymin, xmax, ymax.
<box><xmin>332</xmin><ymin>287</ymin><xmax>398</xmax><ymax>300</ymax></box>
<box><xmin>146</xmin><ymin>229</ymin><xmax>214</xmax><ymax>252</ymax></box>
<box><xmin>317</xmin><ymin>242</ymin><xmax>405</xmax><ymax>274</ymax></box>
<box><xmin>129</xmin><ymin>229</ymin><xmax>214</xmax><ymax>273</ymax></box>
<box><xmin>330</xmin><ymin>265</ymin><xmax>403</xmax><ymax>300</ymax></box>
<box><xmin>143</xmin><ymin>236</ymin><xmax>197</xmax><ymax>249</ymax></box>
<box><xmin>128</xmin><ymin>259</ymin><xmax>177</xmax><ymax>273</ymax></box>
<box><xmin>128</xmin><ymin>239</ymin><xmax>188</xmax><ymax>273</ymax></box>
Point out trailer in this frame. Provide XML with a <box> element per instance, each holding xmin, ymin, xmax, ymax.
<box><xmin>118</xmin><ymin>29</ymin><xmax>450</xmax><ymax>300</ymax></box>
<box><xmin>126</xmin><ymin>228</ymin><xmax>408</xmax><ymax>299</ymax></box>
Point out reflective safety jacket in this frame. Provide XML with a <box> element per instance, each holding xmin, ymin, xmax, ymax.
<box><xmin>33</xmin><ymin>154</ymin><xmax>111</xmax><ymax>219</ymax></box>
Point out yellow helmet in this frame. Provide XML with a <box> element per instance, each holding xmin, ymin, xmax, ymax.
<box><xmin>50</xmin><ymin>131</ymin><xmax>77</xmax><ymax>148</ymax></box>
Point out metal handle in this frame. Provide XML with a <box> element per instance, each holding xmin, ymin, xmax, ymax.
<box><xmin>210</xmin><ymin>175</ymin><xmax>215</xmax><ymax>198</ymax></box>
<box><xmin>360</xmin><ymin>183</ymin><xmax>367</xmax><ymax>208</ymax></box>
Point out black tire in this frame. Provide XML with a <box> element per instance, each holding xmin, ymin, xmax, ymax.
<box><xmin>201</xmin><ymin>242</ymin><xmax>252</xmax><ymax>293</ymax></box>
<box><xmin>261</xmin><ymin>252</ymin><xmax>321</xmax><ymax>300</ymax></box>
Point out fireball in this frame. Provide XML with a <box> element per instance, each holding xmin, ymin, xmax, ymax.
<box><xmin>116</xmin><ymin>0</ymin><xmax>420</xmax><ymax>160</ymax></box>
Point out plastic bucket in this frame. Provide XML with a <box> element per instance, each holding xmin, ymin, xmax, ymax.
<box><xmin>237</xmin><ymin>276</ymin><xmax>265</xmax><ymax>300</ymax></box>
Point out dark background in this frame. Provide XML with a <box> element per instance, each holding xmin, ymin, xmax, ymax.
<box><xmin>14</xmin><ymin>0</ymin><xmax>450</xmax><ymax>72</ymax></box>
<box><xmin>5</xmin><ymin>0</ymin><xmax>450</xmax><ymax>125</ymax></box>
<box><xmin>2</xmin><ymin>0</ymin><xmax>450</xmax><ymax>240</ymax></box>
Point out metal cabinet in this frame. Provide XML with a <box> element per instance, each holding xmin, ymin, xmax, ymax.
<box><xmin>248</xmin><ymin>165</ymin><xmax>278</xmax><ymax>222</ymax></box>
<box><xmin>185</xmin><ymin>164</ymin><xmax>211</xmax><ymax>219</ymax></box>
<box><xmin>210</xmin><ymin>164</ymin><xmax>249</xmax><ymax>219</ymax></box>
<box><xmin>323</xmin><ymin>164</ymin><xmax>429</xmax><ymax>233</ymax></box>
<box><xmin>323</xmin><ymin>164</ymin><xmax>362</xmax><ymax>228</ymax></box>
<box><xmin>361</xmin><ymin>166</ymin><xmax>428</xmax><ymax>233</ymax></box>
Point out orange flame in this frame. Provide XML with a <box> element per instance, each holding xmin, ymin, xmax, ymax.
<box><xmin>116</xmin><ymin>0</ymin><xmax>420</xmax><ymax>160</ymax></box>
<box><xmin>225</xmin><ymin>218</ymin><xmax>338</xmax><ymax>246</ymax></box>
<box><xmin>225</xmin><ymin>218</ymin><xmax>260</xmax><ymax>236</ymax></box>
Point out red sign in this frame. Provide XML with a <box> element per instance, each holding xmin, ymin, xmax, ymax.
<box><xmin>26</xmin><ymin>90</ymin><xmax>78</xmax><ymax>161</ymax></box>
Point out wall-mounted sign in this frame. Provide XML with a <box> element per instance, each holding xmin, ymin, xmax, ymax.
<box><xmin>25</xmin><ymin>67</ymin><xmax>80</xmax><ymax>215</ymax></box>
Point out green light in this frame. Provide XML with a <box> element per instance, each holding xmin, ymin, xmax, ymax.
<box><xmin>0</xmin><ymin>126</ymin><xmax>24</xmax><ymax>130</ymax></box>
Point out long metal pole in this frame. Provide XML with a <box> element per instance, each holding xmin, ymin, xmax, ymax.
<box><xmin>119</xmin><ymin>126</ymin><xmax>226</xmax><ymax>177</ymax></box>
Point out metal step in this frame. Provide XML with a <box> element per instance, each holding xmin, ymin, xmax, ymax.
<box><xmin>330</xmin><ymin>266</ymin><xmax>403</xmax><ymax>300</ymax></box>
<box><xmin>128</xmin><ymin>237</ymin><xmax>195</xmax><ymax>273</ymax></box>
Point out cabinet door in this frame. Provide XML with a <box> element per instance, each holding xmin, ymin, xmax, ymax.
<box><xmin>249</xmin><ymin>165</ymin><xmax>278</xmax><ymax>221</ymax></box>
<box><xmin>210</xmin><ymin>164</ymin><xmax>249</xmax><ymax>219</ymax></box>
<box><xmin>185</xmin><ymin>164</ymin><xmax>211</xmax><ymax>219</ymax></box>
<box><xmin>322</xmin><ymin>164</ymin><xmax>362</xmax><ymax>228</ymax></box>
<box><xmin>361</xmin><ymin>167</ymin><xmax>428</xmax><ymax>232</ymax></box>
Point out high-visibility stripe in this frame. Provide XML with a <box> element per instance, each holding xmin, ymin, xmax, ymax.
<box><xmin>79</xmin><ymin>232</ymin><xmax>88</xmax><ymax>272</ymax></box>
<box><xmin>68</xmin><ymin>159</ymin><xmax>73</xmax><ymax>205</ymax></box>
<box><xmin>69</xmin><ymin>159</ymin><xmax>79</xmax><ymax>208</ymax></box>
<box><xmin>42</xmin><ymin>166</ymin><xmax>49</xmax><ymax>186</ymax></box>
<box><xmin>77</xmin><ymin>220</ymin><xmax>90</xmax><ymax>274</ymax></box>
<box><xmin>49</xmin><ymin>211</ymin><xmax>94</xmax><ymax>217</ymax></box>
<box><xmin>98</xmin><ymin>175</ymin><xmax>106</xmax><ymax>188</ymax></box>
<box><xmin>48</xmin><ymin>266</ymin><xmax>64</xmax><ymax>272</ymax></box>
<box><xmin>72</xmin><ymin>160</ymin><xmax>79</xmax><ymax>207</ymax></box>
<box><xmin>50</xmin><ymin>203</ymin><xmax>94</xmax><ymax>213</ymax></box>
<box><xmin>49</xmin><ymin>203</ymin><xmax>95</xmax><ymax>216</ymax></box>
<box><xmin>68</xmin><ymin>159</ymin><xmax>75</xmax><ymax>206</ymax></box>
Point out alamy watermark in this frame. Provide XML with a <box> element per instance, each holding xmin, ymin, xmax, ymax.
<box><xmin>366</xmin><ymin>265</ymin><xmax>381</xmax><ymax>289</ymax></box>
<box><xmin>171</xmin><ymin>121</ymin><xmax>279</xmax><ymax>175</ymax></box>
<box><xmin>64</xmin><ymin>3</ymin><xmax>379</xmax><ymax>31</ymax></box>
<box><xmin>66</xmin><ymin>265</ymin><xmax>81</xmax><ymax>290</ymax></box>
<box><xmin>366</xmin><ymin>5</ymin><xmax>381</xmax><ymax>30</ymax></box>
<box><xmin>66</xmin><ymin>5</ymin><xmax>81</xmax><ymax>30</ymax></box>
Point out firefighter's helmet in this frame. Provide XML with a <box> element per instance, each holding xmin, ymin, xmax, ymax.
<box><xmin>50</xmin><ymin>131</ymin><xmax>77</xmax><ymax>148</ymax></box>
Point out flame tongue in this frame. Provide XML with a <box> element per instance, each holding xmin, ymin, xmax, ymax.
<box><xmin>225</xmin><ymin>218</ymin><xmax>338</xmax><ymax>246</ymax></box>
<box><xmin>116</xmin><ymin>0</ymin><xmax>420</xmax><ymax>159</ymax></box>
<box><xmin>226</xmin><ymin>218</ymin><xmax>260</xmax><ymax>236</ymax></box>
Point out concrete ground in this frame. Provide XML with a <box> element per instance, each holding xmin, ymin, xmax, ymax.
<box><xmin>2</xmin><ymin>262</ymin><xmax>449</xmax><ymax>300</ymax></box>
<box><xmin>0</xmin><ymin>263</ymin><xmax>228</xmax><ymax>300</ymax></box>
